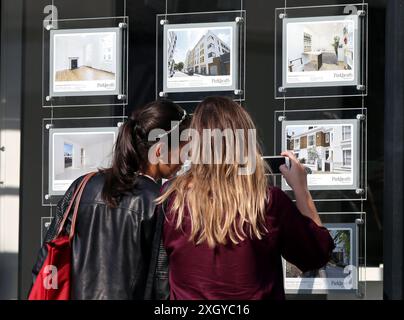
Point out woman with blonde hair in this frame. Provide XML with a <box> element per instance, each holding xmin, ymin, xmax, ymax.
<box><xmin>158</xmin><ymin>96</ymin><xmax>334</xmax><ymax>300</ymax></box>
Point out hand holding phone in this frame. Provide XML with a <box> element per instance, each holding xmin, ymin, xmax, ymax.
<box><xmin>262</xmin><ymin>156</ymin><xmax>290</xmax><ymax>175</ymax></box>
<box><xmin>279</xmin><ymin>151</ymin><xmax>309</xmax><ymax>192</ymax></box>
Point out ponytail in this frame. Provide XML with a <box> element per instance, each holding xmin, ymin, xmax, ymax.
<box><xmin>102</xmin><ymin>119</ymin><xmax>140</xmax><ymax>208</ymax></box>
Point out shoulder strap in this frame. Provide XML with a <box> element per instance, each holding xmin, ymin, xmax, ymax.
<box><xmin>68</xmin><ymin>172</ymin><xmax>96</xmax><ymax>242</ymax></box>
<box><xmin>144</xmin><ymin>183</ymin><xmax>171</xmax><ymax>300</ymax></box>
<box><xmin>56</xmin><ymin>172</ymin><xmax>96</xmax><ymax>239</ymax></box>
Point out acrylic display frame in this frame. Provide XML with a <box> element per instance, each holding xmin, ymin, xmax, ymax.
<box><xmin>42</xmin><ymin>116</ymin><xmax>125</xmax><ymax>206</ymax></box>
<box><xmin>274</xmin><ymin>108</ymin><xmax>367</xmax><ymax>202</ymax></box>
<box><xmin>156</xmin><ymin>10</ymin><xmax>246</xmax><ymax>103</ymax></box>
<box><xmin>49</xmin><ymin>27</ymin><xmax>123</xmax><ymax>98</ymax></box>
<box><xmin>282</xmin><ymin>118</ymin><xmax>360</xmax><ymax>191</ymax></box>
<box><xmin>284</xmin><ymin>212</ymin><xmax>366</xmax><ymax>296</ymax></box>
<box><xmin>42</xmin><ymin>16</ymin><xmax>129</xmax><ymax>108</ymax></box>
<box><xmin>274</xmin><ymin>3</ymin><xmax>368</xmax><ymax>99</ymax></box>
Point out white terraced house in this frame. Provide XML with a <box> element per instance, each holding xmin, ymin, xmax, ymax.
<box><xmin>287</xmin><ymin>125</ymin><xmax>352</xmax><ymax>173</ymax></box>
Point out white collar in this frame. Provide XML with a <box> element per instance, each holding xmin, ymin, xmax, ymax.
<box><xmin>138</xmin><ymin>173</ymin><xmax>157</xmax><ymax>183</ymax></box>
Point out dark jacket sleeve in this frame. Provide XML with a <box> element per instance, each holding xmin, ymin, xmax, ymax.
<box><xmin>153</xmin><ymin>240</ymin><xmax>169</xmax><ymax>300</ymax></box>
<box><xmin>152</xmin><ymin>183</ymin><xmax>171</xmax><ymax>300</ymax></box>
<box><xmin>275</xmin><ymin>188</ymin><xmax>335</xmax><ymax>272</ymax></box>
<box><xmin>132</xmin><ymin>196</ymin><xmax>158</xmax><ymax>299</ymax></box>
<box><xmin>142</xmin><ymin>204</ymin><xmax>169</xmax><ymax>300</ymax></box>
<box><xmin>30</xmin><ymin>177</ymin><xmax>83</xmax><ymax>287</ymax></box>
<box><xmin>144</xmin><ymin>182</ymin><xmax>171</xmax><ymax>300</ymax></box>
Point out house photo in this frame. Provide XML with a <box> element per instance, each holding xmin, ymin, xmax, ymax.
<box><xmin>168</xmin><ymin>27</ymin><xmax>231</xmax><ymax>78</ymax></box>
<box><xmin>49</xmin><ymin>128</ymin><xmax>118</xmax><ymax>194</ymax></box>
<box><xmin>181</xmin><ymin>30</ymin><xmax>231</xmax><ymax>76</ymax></box>
<box><xmin>51</xmin><ymin>29</ymin><xmax>120</xmax><ymax>96</ymax></box>
<box><xmin>286</xmin><ymin>19</ymin><xmax>355</xmax><ymax>73</ymax></box>
<box><xmin>284</xmin><ymin>224</ymin><xmax>356</xmax><ymax>292</ymax></box>
<box><xmin>286</xmin><ymin>124</ymin><xmax>353</xmax><ymax>174</ymax></box>
<box><xmin>164</xmin><ymin>22</ymin><xmax>236</xmax><ymax>91</ymax></box>
<box><xmin>53</xmin><ymin>31</ymin><xmax>116</xmax><ymax>82</ymax></box>
<box><xmin>282</xmin><ymin>119</ymin><xmax>359</xmax><ymax>190</ymax></box>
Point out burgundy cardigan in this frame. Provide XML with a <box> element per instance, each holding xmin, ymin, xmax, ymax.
<box><xmin>163</xmin><ymin>187</ymin><xmax>335</xmax><ymax>300</ymax></box>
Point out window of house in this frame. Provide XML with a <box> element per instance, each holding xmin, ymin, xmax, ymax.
<box><xmin>342</xmin><ymin>125</ymin><xmax>352</xmax><ymax>140</ymax></box>
<box><xmin>325</xmin><ymin>133</ymin><xmax>330</xmax><ymax>143</ymax></box>
<box><xmin>343</xmin><ymin>149</ymin><xmax>352</xmax><ymax>166</ymax></box>
<box><xmin>308</xmin><ymin>134</ymin><xmax>315</xmax><ymax>147</ymax></box>
<box><xmin>294</xmin><ymin>138</ymin><xmax>300</xmax><ymax>149</ymax></box>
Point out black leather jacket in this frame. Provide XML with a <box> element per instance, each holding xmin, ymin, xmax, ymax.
<box><xmin>31</xmin><ymin>172</ymin><xmax>169</xmax><ymax>300</ymax></box>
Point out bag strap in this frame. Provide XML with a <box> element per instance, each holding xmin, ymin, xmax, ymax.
<box><xmin>68</xmin><ymin>172</ymin><xmax>96</xmax><ymax>242</ymax></box>
<box><xmin>56</xmin><ymin>172</ymin><xmax>96</xmax><ymax>239</ymax></box>
<box><xmin>144</xmin><ymin>183</ymin><xmax>171</xmax><ymax>300</ymax></box>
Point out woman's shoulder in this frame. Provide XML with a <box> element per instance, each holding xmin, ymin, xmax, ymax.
<box><xmin>267</xmin><ymin>185</ymin><xmax>288</xmax><ymax>202</ymax></box>
<box><xmin>118</xmin><ymin>176</ymin><xmax>161</xmax><ymax>209</ymax></box>
<box><xmin>64</xmin><ymin>171</ymin><xmax>100</xmax><ymax>196</ymax></box>
<box><xmin>134</xmin><ymin>175</ymin><xmax>161</xmax><ymax>195</ymax></box>
<box><xmin>71</xmin><ymin>171</ymin><xmax>105</xmax><ymax>201</ymax></box>
<box><xmin>265</xmin><ymin>186</ymin><xmax>293</xmax><ymax>216</ymax></box>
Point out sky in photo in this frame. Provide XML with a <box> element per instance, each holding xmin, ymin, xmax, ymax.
<box><xmin>169</xmin><ymin>27</ymin><xmax>231</xmax><ymax>63</ymax></box>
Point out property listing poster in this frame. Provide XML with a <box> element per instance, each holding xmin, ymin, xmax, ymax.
<box><xmin>165</xmin><ymin>24</ymin><xmax>234</xmax><ymax>90</ymax></box>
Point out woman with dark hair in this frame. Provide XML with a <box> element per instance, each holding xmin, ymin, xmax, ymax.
<box><xmin>31</xmin><ymin>100</ymin><xmax>190</xmax><ymax>300</ymax></box>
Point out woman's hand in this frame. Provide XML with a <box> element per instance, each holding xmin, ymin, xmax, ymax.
<box><xmin>279</xmin><ymin>150</ymin><xmax>309</xmax><ymax>194</ymax></box>
<box><xmin>279</xmin><ymin>151</ymin><xmax>322</xmax><ymax>227</ymax></box>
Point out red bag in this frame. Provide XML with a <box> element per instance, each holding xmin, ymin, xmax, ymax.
<box><xmin>28</xmin><ymin>172</ymin><xmax>96</xmax><ymax>300</ymax></box>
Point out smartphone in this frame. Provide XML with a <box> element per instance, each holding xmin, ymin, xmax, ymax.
<box><xmin>262</xmin><ymin>156</ymin><xmax>290</xmax><ymax>175</ymax></box>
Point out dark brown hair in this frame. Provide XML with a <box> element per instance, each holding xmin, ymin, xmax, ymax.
<box><xmin>101</xmin><ymin>100</ymin><xmax>190</xmax><ymax>208</ymax></box>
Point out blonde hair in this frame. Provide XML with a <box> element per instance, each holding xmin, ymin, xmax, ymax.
<box><xmin>157</xmin><ymin>97</ymin><xmax>270</xmax><ymax>247</ymax></box>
